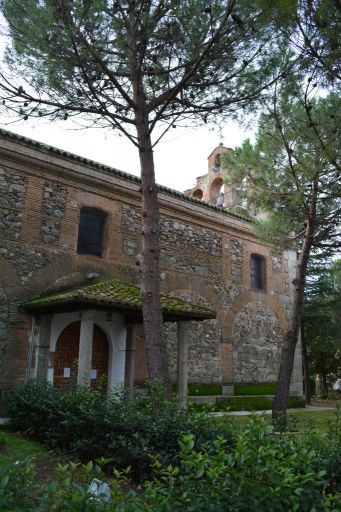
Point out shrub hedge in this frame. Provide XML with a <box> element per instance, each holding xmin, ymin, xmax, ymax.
<box><xmin>234</xmin><ymin>383</ymin><xmax>277</xmax><ymax>395</ymax></box>
<box><xmin>1</xmin><ymin>413</ymin><xmax>341</xmax><ymax>511</ymax></box>
<box><xmin>191</xmin><ymin>395</ymin><xmax>305</xmax><ymax>412</ymax></box>
<box><xmin>5</xmin><ymin>381</ymin><xmax>233</xmax><ymax>481</ymax></box>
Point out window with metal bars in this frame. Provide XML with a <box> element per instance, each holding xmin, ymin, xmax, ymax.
<box><xmin>77</xmin><ymin>207</ymin><xmax>107</xmax><ymax>257</ymax></box>
<box><xmin>250</xmin><ymin>253</ymin><xmax>266</xmax><ymax>291</ymax></box>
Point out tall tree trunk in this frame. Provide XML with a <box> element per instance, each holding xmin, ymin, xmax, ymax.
<box><xmin>128</xmin><ymin>10</ymin><xmax>171</xmax><ymax>393</ymax></box>
<box><xmin>301</xmin><ymin>319</ymin><xmax>311</xmax><ymax>404</ymax></box>
<box><xmin>134</xmin><ymin>96</ymin><xmax>171</xmax><ymax>392</ymax></box>
<box><xmin>272</xmin><ymin>224</ymin><xmax>314</xmax><ymax>424</ymax></box>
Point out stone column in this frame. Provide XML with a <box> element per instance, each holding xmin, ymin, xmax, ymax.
<box><xmin>77</xmin><ymin>310</ymin><xmax>95</xmax><ymax>387</ymax></box>
<box><xmin>36</xmin><ymin>315</ymin><xmax>52</xmax><ymax>381</ymax></box>
<box><xmin>124</xmin><ymin>324</ymin><xmax>136</xmax><ymax>400</ymax></box>
<box><xmin>177</xmin><ymin>321</ymin><xmax>189</xmax><ymax>405</ymax></box>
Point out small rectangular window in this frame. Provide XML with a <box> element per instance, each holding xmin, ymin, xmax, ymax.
<box><xmin>251</xmin><ymin>254</ymin><xmax>266</xmax><ymax>291</ymax></box>
<box><xmin>77</xmin><ymin>207</ymin><xmax>107</xmax><ymax>257</ymax></box>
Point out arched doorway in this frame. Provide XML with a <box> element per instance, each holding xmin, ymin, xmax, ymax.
<box><xmin>53</xmin><ymin>321</ymin><xmax>109</xmax><ymax>388</ymax></box>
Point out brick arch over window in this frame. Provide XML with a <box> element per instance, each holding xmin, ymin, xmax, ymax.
<box><xmin>53</xmin><ymin>321</ymin><xmax>109</xmax><ymax>388</ymax></box>
<box><xmin>77</xmin><ymin>207</ymin><xmax>108</xmax><ymax>257</ymax></box>
<box><xmin>24</xmin><ymin>254</ymin><xmax>121</xmax><ymax>302</ymax></box>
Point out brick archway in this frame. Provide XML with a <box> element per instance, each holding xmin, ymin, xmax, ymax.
<box><xmin>53</xmin><ymin>321</ymin><xmax>109</xmax><ymax>388</ymax></box>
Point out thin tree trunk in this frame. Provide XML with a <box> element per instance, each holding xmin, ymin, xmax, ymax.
<box><xmin>272</xmin><ymin>225</ymin><xmax>314</xmax><ymax>424</ymax></box>
<box><xmin>301</xmin><ymin>319</ymin><xmax>311</xmax><ymax>404</ymax></box>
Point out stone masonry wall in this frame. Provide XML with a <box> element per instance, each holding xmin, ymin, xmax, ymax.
<box><xmin>0</xmin><ymin>239</ymin><xmax>57</xmax><ymax>284</ymax></box>
<box><xmin>41</xmin><ymin>181</ymin><xmax>67</xmax><ymax>244</ymax></box>
<box><xmin>232</xmin><ymin>301</ymin><xmax>283</xmax><ymax>383</ymax></box>
<box><xmin>164</xmin><ymin>292</ymin><xmax>221</xmax><ymax>384</ymax></box>
<box><xmin>0</xmin><ymin>284</ymin><xmax>8</xmax><ymax>388</ymax></box>
<box><xmin>230</xmin><ymin>237</ymin><xmax>243</xmax><ymax>284</ymax></box>
<box><xmin>122</xmin><ymin>204</ymin><xmax>222</xmax><ymax>276</ymax></box>
<box><xmin>0</xmin><ymin>168</ymin><xmax>27</xmax><ymax>240</ymax></box>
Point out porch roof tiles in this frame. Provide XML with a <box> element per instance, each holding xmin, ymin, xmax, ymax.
<box><xmin>23</xmin><ymin>278</ymin><xmax>216</xmax><ymax>322</ymax></box>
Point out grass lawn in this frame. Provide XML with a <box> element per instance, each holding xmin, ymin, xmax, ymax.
<box><xmin>0</xmin><ymin>427</ymin><xmax>66</xmax><ymax>482</ymax></box>
<box><xmin>287</xmin><ymin>408</ymin><xmax>338</xmax><ymax>431</ymax></box>
<box><xmin>221</xmin><ymin>408</ymin><xmax>339</xmax><ymax>433</ymax></box>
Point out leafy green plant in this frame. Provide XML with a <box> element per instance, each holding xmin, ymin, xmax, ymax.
<box><xmin>216</xmin><ymin>396</ymin><xmax>272</xmax><ymax>411</ymax></box>
<box><xmin>187</xmin><ymin>384</ymin><xmax>222</xmax><ymax>396</ymax></box>
<box><xmin>6</xmin><ymin>381</ymin><xmax>234</xmax><ymax>481</ymax></box>
<box><xmin>1</xmin><ymin>415</ymin><xmax>341</xmax><ymax>510</ymax></box>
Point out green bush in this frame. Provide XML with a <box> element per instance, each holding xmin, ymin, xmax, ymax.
<box><xmin>187</xmin><ymin>383</ymin><xmax>222</xmax><ymax>396</ymax></box>
<box><xmin>213</xmin><ymin>395</ymin><xmax>305</xmax><ymax>412</ymax></box>
<box><xmin>234</xmin><ymin>383</ymin><xmax>277</xmax><ymax>395</ymax></box>
<box><xmin>6</xmin><ymin>381</ymin><xmax>233</xmax><ymax>481</ymax></box>
<box><xmin>216</xmin><ymin>395</ymin><xmax>272</xmax><ymax>411</ymax></box>
<box><xmin>171</xmin><ymin>383</ymin><xmax>222</xmax><ymax>395</ymax></box>
<box><xmin>287</xmin><ymin>395</ymin><xmax>305</xmax><ymax>408</ymax></box>
<box><xmin>1</xmin><ymin>415</ymin><xmax>341</xmax><ymax>511</ymax></box>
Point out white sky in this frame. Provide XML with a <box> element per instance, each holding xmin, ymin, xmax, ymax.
<box><xmin>0</xmin><ymin>16</ymin><xmax>254</xmax><ymax>192</ymax></box>
<box><xmin>0</xmin><ymin>117</ymin><xmax>254</xmax><ymax>192</ymax></box>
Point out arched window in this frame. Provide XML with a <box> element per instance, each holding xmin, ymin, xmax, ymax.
<box><xmin>250</xmin><ymin>254</ymin><xmax>266</xmax><ymax>291</ymax></box>
<box><xmin>77</xmin><ymin>207</ymin><xmax>107</xmax><ymax>257</ymax></box>
<box><xmin>193</xmin><ymin>189</ymin><xmax>203</xmax><ymax>199</ymax></box>
<box><xmin>214</xmin><ymin>153</ymin><xmax>221</xmax><ymax>168</ymax></box>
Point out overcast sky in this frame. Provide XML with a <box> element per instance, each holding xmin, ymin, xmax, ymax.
<box><xmin>0</xmin><ymin>117</ymin><xmax>254</xmax><ymax>192</ymax></box>
<box><xmin>0</xmin><ymin>17</ymin><xmax>255</xmax><ymax>192</ymax></box>
<box><xmin>0</xmin><ymin>17</ymin><xmax>254</xmax><ymax>193</ymax></box>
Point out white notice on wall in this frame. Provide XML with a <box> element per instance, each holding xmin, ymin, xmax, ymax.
<box><xmin>63</xmin><ymin>368</ymin><xmax>71</xmax><ymax>378</ymax></box>
<box><xmin>91</xmin><ymin>369</ymin><xmax>97</xmax><ymax>380</ymax></box>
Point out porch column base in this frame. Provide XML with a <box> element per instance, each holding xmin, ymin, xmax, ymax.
<box><xmin>36</xmin><ymin>315</ymin><xmax>52</xmax><ymax>381</ymax></box>
<box><xmin>177</xmin><ymin>321</ymin><xmax>189</xmax><ymax>405</ymax></box>
<box><xmin>124</xmin><ymin>324</ymin><xmax>136</xmax><ymax>400</ymax></box>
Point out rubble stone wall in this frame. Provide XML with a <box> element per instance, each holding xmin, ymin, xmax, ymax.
<box><xmin>232</xmin><ymin>301</ymin><xmax>283</xmax><ymax>383</ymax></box>
<box><xmin>0</xmin><ymin>284</ymin><xmax>8</xmax><ymax>388</ymax></box>
<box><xmin>122</xmin><ymin>204</ymin><xmax>222</xmax><ymax>276</ymax></box>
<box><xmin>0</xmin><ymin>167</ymin><xmax>27</xmax><ymax>240</ymax></box>
<box><xmin>164</xmin><ymin>292</ymin><xmax>222</xmax><ymax>384</ymax></box>
<box><xmin>41</xmin><ymin>181</ymin><xmax>67</xmax><ymax>244</ymax></box>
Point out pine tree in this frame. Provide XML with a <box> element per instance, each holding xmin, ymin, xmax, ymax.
<box><xmin>304</xmin><ymin>259</ymin><xmax>341</xmax><ymax>397</ymax></box>
<box><xmin>222</xmin><ymin>80</ymin><xmax>341</xmax><ymax>422</ymax></box>
<box><xmin>0</xmin><ymin>0</ymin><xmax>292</xmax><ymax>389</ymax></box>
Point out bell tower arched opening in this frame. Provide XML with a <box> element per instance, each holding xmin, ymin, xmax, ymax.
<box><xmin>193</xmin><ymin>189</ymin><xmax>203</xmax><ymax>199</ymax></box>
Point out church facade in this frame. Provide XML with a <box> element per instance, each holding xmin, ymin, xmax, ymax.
<box><xmin>0</xmin><ymin>130</ymin><xmax>303</xmax><ymax>399</ymax></box>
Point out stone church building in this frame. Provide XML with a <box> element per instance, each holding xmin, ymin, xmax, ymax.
<box><xmin>0</xmin><ymin>130</ymin><xmax>303</xmax><ymax>399</ymax></box>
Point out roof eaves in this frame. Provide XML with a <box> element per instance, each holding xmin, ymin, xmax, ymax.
<box><xmin>0</xmin><ymin>128</ymin><xmax>253</xmax><ymax>224</ymax></box>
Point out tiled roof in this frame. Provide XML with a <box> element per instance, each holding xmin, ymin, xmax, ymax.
<box><xmin>0</xmin><ymin>128</ymin><xmax>253</xmax><ymax>223</ymax></box>
<box><xmin>23</xmin><ymin>278</ymin><xmax>216</xmax><ymax>321</ymax></box>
